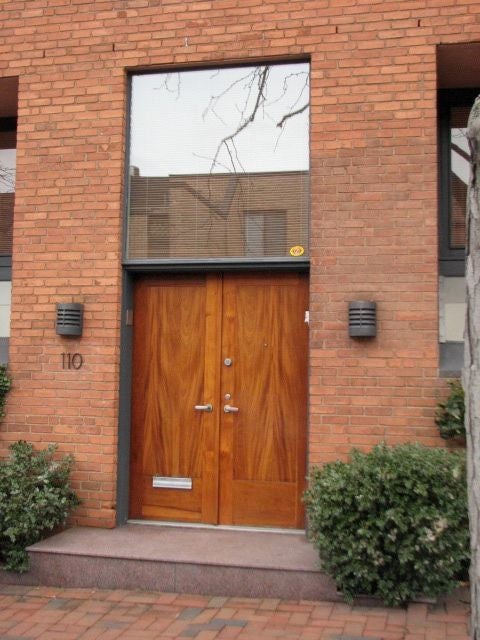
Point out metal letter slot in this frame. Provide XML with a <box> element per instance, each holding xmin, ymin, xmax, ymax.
<box><xmin>152</xmin><ymin>476</ymin><xmax>192</xmax><ymax>490</ymax></box>
<box><xmin>194</xmin><ymin>403</ymin><xmax>213</xmax><ymax>412</ymax></box>
<box><xmin>224</xmin><ymin>404</ymin><xmax>239</xmax><ymax>413</ymax></box>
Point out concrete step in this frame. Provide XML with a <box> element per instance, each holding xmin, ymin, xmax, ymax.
<box><xmin>2</xmin><ymin>523</ymin><xmax>341</xmax><ymax>601</ymax></box>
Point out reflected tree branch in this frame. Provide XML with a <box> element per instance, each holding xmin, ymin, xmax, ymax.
<box><xmin>0</xmin><ymin>165</ymin><xmax>15</xmax><ymax>191</ymax></box>
<box><xmin>202</xmin><ymin>69</ymin><xmax>258</xmax><ymax>122</ymax></box>
<box><xmin>276</xmin><ymin>103</ymin><xmax>309</xmax><ymax>129</ymax></box>
<box><xmin>154</xmin><ymin>73</ymin><xmax>181</xmax><ymax>99</ymax></box>
<box><xmin>154</xmin><ymin>64</ymin><xmax>309</xmax><ymax>175</ymax></box>
<box><xmin>209</xmin><ymin>66</ymin><xmax>269</xmax><ymax>172</ymax></box>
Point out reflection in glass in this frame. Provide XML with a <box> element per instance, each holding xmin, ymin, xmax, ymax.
<box><xmin>449</xmin><ymin>106</ymin><xmax>470</xmax><ymax>250</ymax></box>
<box><xmin>0</xmin><ymin>125</ymin><xmax>15</xmax><ymax>362</ymax></box>
<box><xmin>0</xmin><ymin>130</ymin><xmax>15</xmax><ymax>257</ymax></box>
<box><xmin>439</xmin><ymin>276</ymin><xmax>466</xmax><ymax>343</ymax></box>
<box><xmin>127</xmin><ymin>63</ymin><xmax>309</xmax><ymax>261</ymax></box>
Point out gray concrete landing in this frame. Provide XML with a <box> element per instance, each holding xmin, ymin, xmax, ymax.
<box><xmin>3</xmin><ymin>524</ymin><xmax>340</xmax><ymax>600</ymax></box>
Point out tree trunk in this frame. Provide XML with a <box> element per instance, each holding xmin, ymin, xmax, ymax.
<box><xmin>464</xmin><ymin>96</ymin><xmax>480</xmax><ymax>640</ymax></box>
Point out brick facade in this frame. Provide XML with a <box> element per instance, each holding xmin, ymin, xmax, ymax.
<box><xmin>0</xmin><ymin>0</ymin><xmax>478</xmax><ymax>527</ymax></box>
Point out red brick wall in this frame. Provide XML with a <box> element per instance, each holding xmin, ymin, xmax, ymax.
<box><xmin>0</xmin><ymin>0</ymin><xmax>478</xmax><ymax>527</ymax></box>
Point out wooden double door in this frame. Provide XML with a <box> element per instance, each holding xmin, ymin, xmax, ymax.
<box><xmin>129</xmin><ymin>272</ymin><xmax>308</xmax><ymax>528</ymax></box>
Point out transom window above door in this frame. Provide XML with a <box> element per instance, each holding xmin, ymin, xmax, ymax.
<box><xmin>125</xmin><ymin>62</ymin><xmax>310</xmax><ymax>265</ymax></box>
<box><xmin>0</xmin><ymin>76</ymin><xmax>18</xmax><ymax>365</ymax></box>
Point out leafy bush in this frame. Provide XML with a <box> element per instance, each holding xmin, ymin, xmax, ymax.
<box><xmin>435</xmin><ymin>380</ymin><xmax>465</xmax><ymax>440</ymax></box>
<box><xmin>0</xmin><ymin>441</ymin><xmax>80</xmax><ymax>572</ymax></box>
<box><xmin>304</xmin><ymin>443</ymin><xmax>469</xmax><ymax>607</ymax></box>
<box><xmin>0</xmin><ymin>364</ymin><xmax>11</xmax><ymax>417</ymax></box>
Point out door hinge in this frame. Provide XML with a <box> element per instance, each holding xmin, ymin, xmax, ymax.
<box><xmin>304</xmin><ymin>310</ymin><xmax>310</xmax><ymax>324</ymax></box>
<box><xmin>125</xmin><ymin>309</ymin><xmax>134</xmax><ymax>326</ymax></box>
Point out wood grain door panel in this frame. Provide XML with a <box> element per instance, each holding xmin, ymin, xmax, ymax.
<box><xmin>219</xmin><ymin>273</ymin><xmax>308</xmax><ymax>528</ymax></box>
<box><xmin>231</xmin><ymin>481</ymin><xmax>298</xmax><ymax>527</ymax></box>
<box><xmin>129</xmin><ymin>272</ymin><xmax>307</xmax><ymax>528</ymax></box>
<box><xmin>129</xmin><ymin>274</ymin><xmax>221</xmax><ymax>523</ymax></box>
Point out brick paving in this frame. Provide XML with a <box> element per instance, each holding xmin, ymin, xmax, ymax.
<box><xmin>0</xmin><ymin>585</ymin><xmax>470</xmax><ymax>640</ymax></box>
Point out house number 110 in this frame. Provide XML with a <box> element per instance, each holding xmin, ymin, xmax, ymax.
<box><xmin>62</xmin><ymin>353</ymin><xmax>83</xmax><ymax>370</ymax></box>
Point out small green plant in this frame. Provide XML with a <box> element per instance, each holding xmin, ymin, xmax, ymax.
<box><xmin>304</xmin><ymin>443</ymin><xmax>469</xmax><ymax>607</ymax></box>
<box><xmin>0</xmin><ymin>441</ymin><xmax>80</xmax><ymax>572</ymax></box>
<box><xmin>435</xmin><ymin>380</ymin><xmax>465</xmax><ymax>440</ymax></box>
<box><xmin>0</xmin><ymin>364</ymin><xmax>11</xmax><ymax>417</ymax></box>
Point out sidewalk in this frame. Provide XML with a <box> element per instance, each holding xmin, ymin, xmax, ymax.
<box><xmin>0</xmin><ymin>584</ymin><xmax>470</xmax><ymax>640</ymax></box>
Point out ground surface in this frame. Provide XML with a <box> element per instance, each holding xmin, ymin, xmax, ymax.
<box><xmin>0</xmin><ymin>585</ymin><xmax>470</xmax><ymax>639</ymax></box>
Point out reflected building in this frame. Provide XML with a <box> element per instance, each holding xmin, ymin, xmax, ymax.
<box><xmin>127</xmin><ymin>169</ymin><xmax>309</xmax><ymax>261</ymax></box>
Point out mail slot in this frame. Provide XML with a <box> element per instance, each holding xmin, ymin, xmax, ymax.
<box><xmin>152</xmin><ymin>476</ymin><xmax>192</xmax><ymax>490</ymax></box>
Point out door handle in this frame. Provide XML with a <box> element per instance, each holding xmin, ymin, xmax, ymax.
<box><xmin>194</xmin><ymin>404</ymin><xmax>213</xmax><ymax>412</ymax></box>
<box><xmin>223</xmin><ymin>404</ymin><xmax>239</xmax><ymax>413</ymax></box>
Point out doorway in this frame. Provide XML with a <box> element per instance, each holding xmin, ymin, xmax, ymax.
<box><xmin>129</xmin><ymin>272</ymin><xmax>308</xmax><ymax>528</ymax></box>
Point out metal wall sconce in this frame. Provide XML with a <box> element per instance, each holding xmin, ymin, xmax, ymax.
<box><xmin>349</xmin><ymin>301</ymin><xmax>377</xmax><ymax>337</ymax></box>
<box><xmin>56</xmin><ymin>303</ymin><xmax>84</xmax><ymax>337</ymax></box>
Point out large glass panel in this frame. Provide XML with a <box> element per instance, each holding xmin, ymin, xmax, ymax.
<box><xmin>0</xmin><ymin>128</ymin><xmax>15</xmax><ymax>257</ymax></box>
<box><xmin>449</xmin><ymin>106</ymin><xmax>469</xmax><ymax>251</ymax></box>
<box><xmin>439</xmin><ymin>276</ymin><xmax>466</xmax><ymax>343</ymax></box>
<box><xmin>0</xmin><ymin>123</ymin><xmax>15</xmax><ymax>364</ymax></box>
<box><xmin>127</xmin><ymin>63</ymin><xmax>309</xmax><ymax>262</ymax></box>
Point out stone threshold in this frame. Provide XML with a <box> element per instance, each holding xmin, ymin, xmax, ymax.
<box><xmin>1</xmin><ymin>523</ymin><xmax>340</xmax><ymax>601</ymax></box>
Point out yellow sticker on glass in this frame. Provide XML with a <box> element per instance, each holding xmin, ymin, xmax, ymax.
<box><xmin>289</xmin><ymin>245</ymin><xmax>305</xmax><ymax>257</ymax></box>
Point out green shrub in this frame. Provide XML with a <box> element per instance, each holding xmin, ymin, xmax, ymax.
<box><xmin>0</xmin><ymin>441</ymin><xmax>80</xmax><ymax>572</ymax></box>
<box><xmin>435</xmin><ymin>380</ymin><xmax>465</xmax><ymax>440</ymax></box>
<box><xmin>0</xmin><ymin>364</ymin><xmax>11</xmax><ymax>417</ymax></box>
<box><xmin>304</xmin><ymin>443</ymin><xmax>469</xmax><ymax>607</ymax></box>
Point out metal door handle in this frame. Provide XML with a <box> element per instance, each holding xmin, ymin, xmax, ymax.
<box><xmin>224</xmin><ymin>404</ymin><xmax>239</xmax><ymax>413</ymax></box>
<box><xmin>194</xmin><ymin>404</ymin><xmax>213</xmax><ymax>412</ymax></box>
